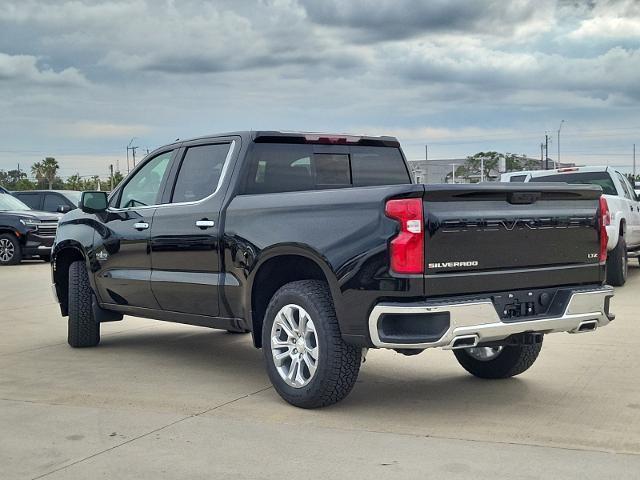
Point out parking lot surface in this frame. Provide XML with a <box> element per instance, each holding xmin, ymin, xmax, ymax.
<box><xmin>1</xmin><ymin>262</ymin><xmax>640</xmax><ymax>479</ymax></box>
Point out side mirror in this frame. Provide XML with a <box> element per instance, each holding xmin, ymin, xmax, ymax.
<box><xmin>56</xmin><ymin>205</ymin><xmax>73</xmax><ymax>213</ymax></box>
<box><xmin>80</xmin><ymin>191</ymin><xmax>108</xmax><ymax>214</ymax></box>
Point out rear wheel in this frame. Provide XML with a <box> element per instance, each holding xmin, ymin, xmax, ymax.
<box><xmin>0</xmin><ymin>233</ymin><xmax>21</xmax><ymax>265</ymax></box>
<box><xmin>454</xmin><ymin>340</ymin><xmax>543</xmax><ymax>379</ymax></box>
<box><xmin>262</xmin><ymin>280</ymin><xmax>361</xmax><ymax>408</ymax></box>
<box><xmin>606</xmin><ymin>236</ymin><xmax>627</xmax><ymax>286</ymax></box>
<box><xmin>68</xmin><ymin>260</ymin><xmax>100</xmax><ymax>347</ymax></box>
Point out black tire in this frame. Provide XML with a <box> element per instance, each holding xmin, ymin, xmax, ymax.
<box><xmin>0</xmin><ymin>233</ymin><xmax>22</xmax><ymax>265</ymax></box>
<box><xmin>68</xmin><ymin>260</ymin><xmax>100</xmax><ymax>348</ymax></box>
<box><xmin>454</xmin><ymin>340</ymin><xmax>543</xmax><ymax>379</ymax></box>
<box><xmin>262</xmin><ymin>280</ymin><xmax>361</xmax><ymax>408</ymax></box>
<box><xmin>606</xmin><ymin>236</ymin><xmax>627</xmax><ymax>286</ymax></box>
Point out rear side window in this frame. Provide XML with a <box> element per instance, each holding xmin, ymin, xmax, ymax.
<box><xmin>530</xmin><ymin>171</ymin><xmax>617</xmax><ymax>195</ymax></box>
<box><xmin>509</xmin><ymin>175</ymin><xmax>527</xmax><ymax>182</ymax></box>
<box><xmin>171</xmin><ymin>143</ymin><xmax>230</xmax><ymax>203</ymax></box>
<box><xmin>350</xmin><ymin>147</ymin><xmax>410</xmax><ymax>187</ymax></box>
<box><xmin>242</xmin><ymin>143</ymin><xmax>410</xmax><ymax>194</ymax></box>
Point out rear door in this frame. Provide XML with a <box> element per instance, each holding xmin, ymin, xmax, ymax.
<box><xmin>614</xmin><ymin>171</ymin><xmax>640</xmax><ymax>247</ymax></box>
<box><xmin>149</xmin><ymin>138</ymin><xmax>237</xmax><ymax>316</ymax></box>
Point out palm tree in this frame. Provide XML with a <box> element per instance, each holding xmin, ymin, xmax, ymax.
<box><xmin>32</xmin><ymin>158</ymin><xmax>59</xmax><ymax>189</ymax></box>
<box><xmin>31</xmin><ymin>161</ymin><xmax>44</xmax><ymax>188</ymax></box>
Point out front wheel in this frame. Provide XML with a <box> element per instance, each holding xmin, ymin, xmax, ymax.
<box><xmin>68</xmin><ymin>260</ymin><xmax>100</xmax><ymax>347</ymax></box>
<box><xmin>453</xmin><ymin>340</ymin><xmax>543</xmax><ymax>379</ymax></box>
<box><xmin>606</xmin><ymin>236</ymin><xmax>627</xmax><ymax>286</ymax></box>
<box><xmin>0</xmin><ymin>233</ymin><xmax>21</xmax><ymax>265</ymax></box>
<box><xmin>262</xmin><ymin>280</ymin><xmax>361</xmax><ymax>408</ymax></box>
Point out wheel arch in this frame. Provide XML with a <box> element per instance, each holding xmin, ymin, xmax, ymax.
<box><xmin>52</xmin><ymin>243</ymin><xmax>88</xmax><ymax>316</ymax></box>
<box><xmin>247</xmin><ymin>245</ymin><xmax>342</xmax><ymax>348</ymax></box>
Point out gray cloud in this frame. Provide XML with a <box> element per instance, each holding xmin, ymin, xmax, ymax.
<box><xmin>0</xmin><ymin>0</ymin><xmax>639</xmax><ymax>176</ymax></box>
<box><xmin>299</xmin><ymin>0</ymin><xmax>551</xmax><ymax>41</ymax></box>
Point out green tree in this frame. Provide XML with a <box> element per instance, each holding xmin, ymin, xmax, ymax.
<box><xmin>65</xmin><ymin>173</ymin><xmax>83</xmax><ymax>190</ymax></box>
<box><xmin>13</xmin><ymin>178</ymin><xmax>37</xmax><ymax>190</ymax></box>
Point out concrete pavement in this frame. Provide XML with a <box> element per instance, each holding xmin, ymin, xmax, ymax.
<box><xmin>1</xmin><ymin>261</ymin><xmax>639</xmax><ymax>479</ymax></box>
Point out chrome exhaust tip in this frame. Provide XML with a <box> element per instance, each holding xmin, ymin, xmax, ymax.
<box><xmin>573</xmin><ymin>319</ymin><xmax>598</xmax><ymax>333</ymax></box>
<box><xmin>447</xmin><ymin>334</ymin><xmax>479</xmax><ymax>350</ymax></box>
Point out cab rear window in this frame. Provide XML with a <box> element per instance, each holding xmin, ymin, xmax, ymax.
<box><xmin>242</xmin><ymin>144</ymin><xmax>410</xmax><ymax>194</ymax></box>
<box><xmin>530</xmin><ymin>171</ymin><xmax>617</xmax><ymax>195</ymax></box>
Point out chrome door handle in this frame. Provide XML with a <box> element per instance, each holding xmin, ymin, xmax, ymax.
<box><xmin>195</xmin><ymin>220</ymin><xmax>215</xmax><ymax>229</ymax></box>
<box><xmin>133</xmin><ymin>222</ymin><xmax>149</xmax><ymax>230</ymax></box>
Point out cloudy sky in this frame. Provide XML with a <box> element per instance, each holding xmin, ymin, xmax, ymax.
<box><xmin>1</xmin><ymin>0</ymin><xmax>639</xmax><ymax>179</ymax></box>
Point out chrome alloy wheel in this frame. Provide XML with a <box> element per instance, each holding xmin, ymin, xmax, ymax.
<box><xmin>0</xmin><ymin>238</ymin><xmax>15</xmax><ymax>262</ymax></box>
<box><xmin>465</xmin><ymin>346</ymin><xmax>504</xmax><ymax>362</ymax></box>
<box><xmin>270</xmin><ymin>304</ymin><xmax>319</xmax><ymax>388</ymax></box>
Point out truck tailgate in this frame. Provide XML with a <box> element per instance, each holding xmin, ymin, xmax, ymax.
<box><xmin>422</xmin><ymin>184</ymin><xmax>604</xmax><ymax>295</ymax></box>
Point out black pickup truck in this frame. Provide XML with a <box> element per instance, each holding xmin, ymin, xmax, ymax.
<box><xmin>51</xmin><ymin>131</ymin><xmax>614</xmax><ymax>408</ymax></box>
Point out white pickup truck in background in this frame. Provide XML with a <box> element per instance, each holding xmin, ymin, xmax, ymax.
<box><xmin>500</xmin><ymin>166</ymin><xmax>640</xmax><ymax>286</ymax></box>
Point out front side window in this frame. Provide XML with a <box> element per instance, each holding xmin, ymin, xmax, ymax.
<box><xmin>615</xmin><ymin>172</ymin><xmax>633</xmax><ymax>200</ymax></box>
<box><xmin>171</xmin><ymin>143</ymin><xmax>230</xmax><ymax>203</ymax></box>
<box><xmin>44</xmin><ymin>194</ymin><xmax>64</xmax><ymax>211</ymax></box>
<box><xmin>118</xmin><ymin>151</ymin><xmax>173</xmax><ymax>208</ymax></box>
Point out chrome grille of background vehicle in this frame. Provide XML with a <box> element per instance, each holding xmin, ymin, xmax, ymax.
<box><xmin>37</xmin><ymin>222</ymin><xmax>58</xmax><ymax>237</ymax></box>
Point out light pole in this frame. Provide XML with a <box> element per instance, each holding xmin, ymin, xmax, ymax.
<box><xmin>557</xmin><ymin>120</ymin><xmax>565</xmax><ymax>167</ymax></box>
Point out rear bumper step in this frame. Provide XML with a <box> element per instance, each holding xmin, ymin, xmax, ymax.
<box><xmin>368</xmin><ymin>286</ymin><xmax>614</xmax><ymax>349</ymax></box>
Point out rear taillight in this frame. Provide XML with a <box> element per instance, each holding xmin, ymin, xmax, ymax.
<box><xmin>599</xmin><ymin>196</ymin><xmax>610</xmax><ymax>263</ymax></box>
<box><xmin>385</xmin><ymin>198</ymin><xmax>424</xmax><ymax>274</ymax></box>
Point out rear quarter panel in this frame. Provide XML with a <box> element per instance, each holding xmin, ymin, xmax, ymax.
<box><xmin>221</xmin><ymin>184</ymin><xmax>425</xmax><ymax>340</ymax></box>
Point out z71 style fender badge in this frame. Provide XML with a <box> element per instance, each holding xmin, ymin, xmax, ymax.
<box><xmin>96</xmin><ymin>250</ymin><xmax>108</xmax><ymax>261</ymax></box>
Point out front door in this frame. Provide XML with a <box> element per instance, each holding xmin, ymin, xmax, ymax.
<box><xmin>150</xmin><ymin>140</ymin><xmax>236</xmax><ymax>316</ymax></box>
<box><xmin>93</xmin><ymin>149</ymin><xmax>175</xmax><ymax>309</ymax></box>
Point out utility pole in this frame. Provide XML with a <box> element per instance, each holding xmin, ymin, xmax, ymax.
<box><xmin>127</xmin><ymin>138</ymin><xmax>138</xmax><ymax>173</ymax></box>
<box><xmin>545</xmin><ymin>133</ymin><xmax>550</xmax><ymax>170</ymax></box>
<box><xmin>557</xmin><ymin>120</ymin><xmax>565</xmax><ymax>167</ymax></box>
<box><xmin>634</xmin><ymin>144</ymin><xmax>636</xmax><ymax>178</ymax></box>
<box><xmin>109</xmin><ymin>164</ymin><xmax>114</xmax><ymax>191</ymax></box>
<box><xmin>480</xmin><ymin>156</ymin><xmax>485</xmax><ymax>182</ymax></box>
<box><xmin>540</xmin><ymin>143</ymin><xmax>544</xmax><ymax>169</ymax></box>
<box><xmin>451</xmin><ymin>164</ymin><xmax>457</xmax><ymax>184</ymax></box>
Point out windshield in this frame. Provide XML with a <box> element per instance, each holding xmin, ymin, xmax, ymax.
<box><xmin>64</xmin><ymin>191</ymin><xmax>82</xmax><ymax>205</ymax></box>
<box><xmin>529</xmin><ymin>171</ymin><xmax>617</xmax><ymax>195</ymax></box>
<box><xmin>0</xmin><ymin>193</ymin><xmax>31</xmax><ymax>211</ymax></box>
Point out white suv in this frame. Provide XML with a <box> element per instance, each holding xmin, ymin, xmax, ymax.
<box><xmin>500</xmin><ymin>166</ymin><xmax>640</xmax><ymax>286</ymax></box>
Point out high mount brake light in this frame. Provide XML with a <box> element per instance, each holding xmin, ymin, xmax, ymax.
<box><xmin>557</xmin><ymin>167</ymin><xmax>579</xmax><ymax>172</ymax></box>
<box><xmin>302</xmin><ymin>135</ymin><xmax>360</xmax><ymax>144</ymax></box>
<box><xmin>599</xmin><ymin>196</ymin><xmax>610</xmax><ymax>263</ymax></box>
<box><xmin>385</xmin><ymin>198</ymin><xmax>424</xmax><ymax>274</ymax></box>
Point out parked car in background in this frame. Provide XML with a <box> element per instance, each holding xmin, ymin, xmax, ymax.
<box><xmin>500</xmin><ymin>166</ymin><xmax>640</xmax><ymax>286</ymax></box>
<box><xmin>12</xmin><ymin>190</ymin><xmax>81</xmax><ymax>214</ymax></box>
<box><xmin>0</xmin><ymin>193</ymin><xmax>61</xmax><ymax>265</ymax></box>
<box><xmin>52</xmin><ymin>131</ymin><xmax>614</xmax><ymax>408</ymax></box>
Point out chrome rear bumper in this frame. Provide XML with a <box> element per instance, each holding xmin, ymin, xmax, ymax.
<box><xmin>368</xmin><ymin>286</ymin><xmax>614</xmax><ymax>349</ymax></box>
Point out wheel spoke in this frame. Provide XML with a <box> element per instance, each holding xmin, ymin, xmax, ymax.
<box><xmin>302</xmin><ymin>352</ymin><xmax>317</xmax><ymax>376</ymax></box>
<box><xmin>282</xmin><ymin>306</ymin><xmax>298</xmax><ymax>334</ymax></box>
<box><xmin>306</xmin><ymin>345</ymin><xmax>318</xmax><ymax>360</ymax></box>
<box><xmin>273</xmin><ymin>349</ymin><xmax>291</xmax><ymax>367</ymax></box>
